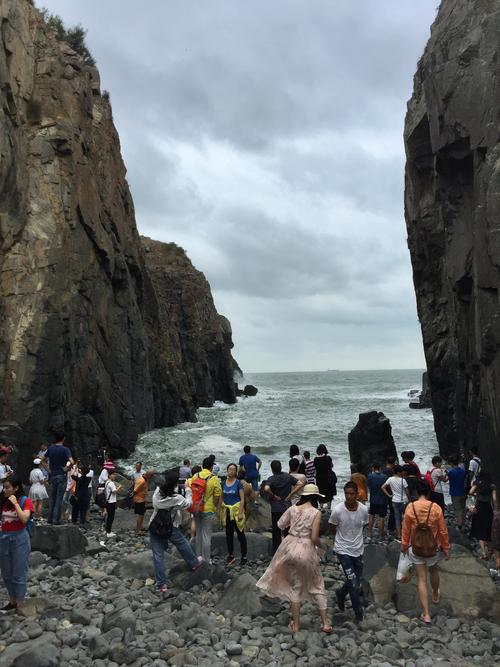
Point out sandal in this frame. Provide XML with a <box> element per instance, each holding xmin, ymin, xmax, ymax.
<box><xmin>419</xmin><ymin>614</ymin><xmax>432</xmax><ymax>625</ymax></box>
<box><xmin>432</xmin><ymin>589</ymin><xmax>440</xmax><ymax>605</ymax></box>
<box><xmin>321</xmin><ymin>625</ymin><xmax>333</xmax><ymax>634</ymax></box>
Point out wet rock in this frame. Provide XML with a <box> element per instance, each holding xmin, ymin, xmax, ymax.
<box><xmin>30</xmin><ymin>525</ymin><xmax>88</xmax><ymax>559</ymax></box>
<box><xmin>348</xmin><ymin>412</ymin><xmax>397</xmax><ymax>475</ymax></box>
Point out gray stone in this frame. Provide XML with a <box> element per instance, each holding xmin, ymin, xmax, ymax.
<box><xmin>101</xmin><ymin>607</ymin><xmax>136</xmax><ymax>635</ymax></box>
<box><xmin>12</xmin><ymin>642</ymin><xmax>60</xmax><ymax>667</ymax></box>
<box><xmin>70</xmin><ymin>607</ymin><xmax>92</xmax><ymax>625</ymax></box>
<box><xmin>30</xmin><ymin>524</ymin><xmax>88</xmax><ymax>559</ymax></box>
<box><xmin>112</xmin><ymin>551</ymin><xmax>154</xmax><ymax>579</ymax></box>
<box><xmin>210</xmin><ymin>532</ymin><xmax>272</xmax><ymax>560</ymax></box>
<box><xmin>225</xmin><ymin>642</ymin><xmax>243</xmax><ymax>656</ymax></box>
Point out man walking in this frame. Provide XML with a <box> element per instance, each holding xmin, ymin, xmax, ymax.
<box><xmin>43</xmin><ymin>431</ymin><xmax>73</xmax><ymax>525</ymax></box>
<box><xmin>447</xmin><ymin>456</ymin><xmax>467</xmax><ymax>528</ymax></box>
<box><xmin>263</xmin><ymin>460</ymin><xmax>304</xmax><ymax>554</ymax></box>
<box><xmin>187</xmin><ymin>457</ymin><xmax>222</xmax><ymax>563</ymax></box>
<box><xmin>329</xmin><ymin>480</ymin><xmax>368</xmax><ymax>622</ymax></box>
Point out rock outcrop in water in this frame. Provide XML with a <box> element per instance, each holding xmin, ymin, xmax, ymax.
<box><xmin>405</xmin><ymin>0</ymin><xmax>500</xmax><ymax>483</ymax></box>
<box><xmin>348</xmin><ymin>411</ymin><xmax>397</xmax><ymax>475</ymax></box>
<box><xmin>0</xmin><ymin>0</ymin><xmax>238</xmax><ymax>474</ymax></box>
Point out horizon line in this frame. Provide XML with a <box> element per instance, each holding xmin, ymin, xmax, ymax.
<box><xmin>242</xmin><ymin>367</ymin><xmax>426</xmax><ymax>375</ymax></box>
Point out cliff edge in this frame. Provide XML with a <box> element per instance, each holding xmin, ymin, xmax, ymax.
<box><xmin>0</xmin><ymin>0</ymin><xmax>238</xmax><ymax>472</ymax></box>
<box><xmin>404</xmin><ymin>0</ymin><xmax>500</xmax><ymax>482</ymax></box>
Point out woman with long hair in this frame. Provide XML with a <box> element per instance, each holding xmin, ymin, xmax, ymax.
<box><xmin>314</xmin><ymin>444</ymin><xmax>337</xmax><ymax>509</ymax></box>
<box><xmin>149</xmin><ymin>470</ymin><xmax>203</xmax><ymax>593</ymax></box>
<box><xmin>289</xmin><ymin>445</ymin><xmax>306</xmax><ymax>474</ymax></box>
<box><xmin>0</xmin><ymin>476</ymin><xmax>34</xmax><ymax>611</ymax></box>
<box><xmin>469</xmin><ymin>472</ymin><xmax>497</xmax><ymax>559</ymax></box>
<box><xmin>256</xmin><ymin>484</ymin><xmax>332</xmax><ymax>634</ymax></box>
<box><xmin>221</xmin><ymin>463</ymin><xmax>247</xmax><ymax>566</ymax></box>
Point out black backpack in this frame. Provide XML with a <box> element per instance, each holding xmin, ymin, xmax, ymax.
<box><xmin>149</xmin><ymin>508</ymin><xmax>173</xmax><ymax>538</ymax></box>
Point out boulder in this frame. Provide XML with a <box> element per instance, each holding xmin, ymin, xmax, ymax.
<box><xmin>245</xmin><ymin>501</ymin><xmax>272</xmax><ymax>532</ymax></box>
<box><xmin>210</xmin><ymin>532</ymin><xmax>272</xmax><ymax>560</ymax></box>
<box><xmin>169</xmin><ymin>561</ymin><xmax>228</xmax><ymax>590</ymax></box>
<box><xmin>242</xmin><ymin>385</ymin><xmax>258</xmax><ymax>397</ymax></box>
<box><xmin>101</xmin><ymin>608</ymin><xmax>136</xmax><ymax>636</ymax></box>
<box><xmin>112</xmin><ymin>551</ymin><xmax>155</xmax><ymax>579</ymax></box>
<box><xmin>217</xmin><ymin>572</ymin><xmax>282</xmax><ymax>617</ymax></box>
<box><xmin>364</xmin><ymin>542</ymin><xmax>500</xmax><ymax>621</ymax></box>
<box><xmin>348</xmin><ymin>411</ymin><xmax>397</xmax><ymax>474</ymax></box>
<box><xmin>30</xmin><ymin>524</ymin><xmax>88</xmax><ymax>559</ymax></box>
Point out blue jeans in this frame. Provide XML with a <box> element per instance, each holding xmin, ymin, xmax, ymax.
<box><xmin>0</xmin><ymin>530</ymin><xmax>31</xmax><ymax>601</ymax></box>
<box><xmin>150</xmin><ymin>527</ymin><xmax>198</xmax><ymax>588</ymax></box>
<box><xmin>48</xmin><ymin>474</ymin><xmax>66</xmax><ymax>524</ymax></box>
<box><xmin>393</xmin><ymin>502</ymin><xmax>406</xmax><ymax>530</ymax></box>
<box><xmin>337</xmin><ymin>553</ymin><xmax>364</xmax><ymax>617</ymax></box>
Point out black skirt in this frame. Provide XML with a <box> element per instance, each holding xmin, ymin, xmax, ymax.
<box><xmin>469</xmin><ymin>501</ymin><xmax>493</xmax><ymax>541</ymax></box>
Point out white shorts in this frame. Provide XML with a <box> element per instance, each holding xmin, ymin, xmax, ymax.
<box><xmin>408</xmin><ymin>547</ymin><xmax>444</xmax><ymax>567</ymax></box>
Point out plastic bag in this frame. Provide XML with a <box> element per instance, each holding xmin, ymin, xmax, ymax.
<box><xmin>396</xmin><ymin>552</ymin><xmax>413</xmax><ymax>583</ymax></box>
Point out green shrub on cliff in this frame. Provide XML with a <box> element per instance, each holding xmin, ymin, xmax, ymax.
<box><xmin>40</xmin><ymin>8</ymin><xmax>96</xmax><ymax>66</ymax></box>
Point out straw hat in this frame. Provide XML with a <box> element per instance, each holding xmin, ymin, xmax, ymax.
<box><xmin>300</xmin><ymin>483</ymin><xmax>325</xmax><ymax>498</ymax></box>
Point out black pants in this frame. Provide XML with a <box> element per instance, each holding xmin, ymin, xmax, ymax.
<box><xmin>105</xmin><ymin>503</ymin><xmax>116</xmax><ymax>533</ymax></box>
<box><xmin>71</xmin><ymin>489</ymin><xmax>91</xmax><ymax>525</ymax></box>
<box><xmin>271</xmin><ymin>511</ymin><xmax>286</xmax><ymax>554</ymax></box>
<box><xmin>431</xmin><ymin>491</ymin><xmax>445</xmax><ymax>513</ymax></box>
<box><xmin>225</xmin><ymin>508</ymin><xmax>247</xmax><ymax>558</ymax></box>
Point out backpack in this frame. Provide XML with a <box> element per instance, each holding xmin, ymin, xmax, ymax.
<box><xmin>20</xmin><ymin>496</ymin><xmax>35</xmax><ymax>537</ymax></box>
<box><xmin>424</xmin><ymin>468</ymin><xmax>437</xmax><ymax>492</ymax></box>
<box><xmin>149</xmin><ymin>508</ymin><xmax>173</xmax><ymax>538</ymax></box>
<box><xmin>188</xmin><ymin>473</ymin><xmax>213</xmax><ymax>515</ymax></box>
<box><xmin>411</xmin><ymin>502</ymin><xmax>438</xmax><ymax>558</ymax></box>
<box><xmin>95</xmin><ymin>483</ymin><xmax>107</xmax><ymax>508</ymax></box>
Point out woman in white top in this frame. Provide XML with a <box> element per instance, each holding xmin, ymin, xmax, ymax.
<box><xmin>29</xmin><ymin>458</ymin><xmax>48</xmax><ymax>517</ymax></box>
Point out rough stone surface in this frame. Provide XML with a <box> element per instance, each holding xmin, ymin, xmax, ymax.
<box><xmin>404</xmin><ymin>0</ymin><xmax>500</xmax><ymax>483</ymax></box>
<box><xmin>0</xmin><ymin>0</ymin><xmax>239</xmax><ymax>473</ymax></box>
<box><xmin>30</xmin><ymin>524</ymin><xmax>88</xmax><ymax>559</ymax></box>
<box><xmin>348</xmin><ymin>411</ymin><xmax>397</xmax><ymax>474</ymax></box>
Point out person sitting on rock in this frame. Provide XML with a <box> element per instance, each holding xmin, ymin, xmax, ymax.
<box><xmin>149</xmin><ymin>471</ymin><xmax>202</xmax><ymax>593</ymax></box>
<box><xmin>132</xmin><ymin>470</ymin><xmax>155</xmax><ymax>534</ymax></box>
<box><xmin>257</xmin><ymin>484</ymin><xmax>332</xmax><ymax>634</ymax></box>
<box><xmin>221</xmin><ymin>463</ymin><xmax>247</xmax><ymax>566</ymax></box>
<box><xmin>0</xmin><ymin>476</ymin><xmax>34</xmax><ymax>612</ymax></box>
<box><xmin>329</xmin><ymin>481</ymin><xmax>368</xmax><ymax>623</ymax></box>
<box><xmin>401</xmin><ymin>478</ymin><xmax>450</xmax><ymax>625</ymax></box>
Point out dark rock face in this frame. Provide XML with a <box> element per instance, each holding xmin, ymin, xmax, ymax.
<box><xmin>242</xmin><ymin>384</ymin><xmax>258</xmax><ymax>397</ymax></box>
<box><xmin>409</xmin><ymin>371</ymin><xmax>432</xmax><ymax>409</ymax></box>
<box><xmin>30</xmin><ymin>524</ymin><xmax>88</xmax><ymax>559</ymax></box>
<box><xmin>0</xmin><ymin>1</ymin><xmax>238</xmax><ymax>474</ymax></box>
<box><xmin>348</xmin><ymin>411</ymin><xmax>397</xmax><ymax>474</ymax></box>
<box><xmin>404</xmin><ymin>0</ymin><xmax>500</xmax><ymax>483</ymax></box>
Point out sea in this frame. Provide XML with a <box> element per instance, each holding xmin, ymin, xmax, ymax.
<box><xmin>122</xmin><ymin>369</ymin><xmax>438</xmax><ymax>485</ymax></box>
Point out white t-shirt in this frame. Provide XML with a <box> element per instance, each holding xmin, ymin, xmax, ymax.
<box><xmin>385</xmin><ymin>476</ymin><xmax>408</xmax><ymax>503</ymax></box>
<box><xmin>430</xmin><ymin>468</ymin><xmax>446</xmax><ymax>494</ymax></box>
<box><xmin>105</xmin><ymin>480</ymin><xmax>117</xmax><ymax>503</ymax></box>
<box><xmin>98</xmin><ymin>469</ymin><xmax>109</xmax><ymax>485</ymax></box>
<box><xmin>329</xmin><ymin>502</ymin><xmax>368</xmax><ymax>557</ymax></box>
<box><xmin>468</xmin><ymin>457</ymin><xmax>481</xmax><ymax>486</ymax></box>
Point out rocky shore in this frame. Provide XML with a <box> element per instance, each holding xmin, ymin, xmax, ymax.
<box><xmin>1</xmin><ymin>503</ymin><xmax>499</xmax><ymax>667</ymax></box>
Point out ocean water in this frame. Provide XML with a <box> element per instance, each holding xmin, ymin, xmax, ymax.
<box><xmin>123</xmin><ymin>369</ymin><xmax>438</xmax><ymax>485</ymax></box>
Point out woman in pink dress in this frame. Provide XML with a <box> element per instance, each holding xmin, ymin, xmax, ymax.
<box><xmin>256</xmin><ymin>484</ymin><xmax>332</xmax><ymax>634</ymax></box>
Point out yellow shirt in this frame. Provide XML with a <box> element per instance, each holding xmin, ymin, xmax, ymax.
<box><xmin>187</xmin><ymin>469</ymin><xmax>222</xmax><ymax>513</ymax></box>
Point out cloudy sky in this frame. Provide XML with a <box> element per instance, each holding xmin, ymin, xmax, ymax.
<box><xmin>41</xmin><ymin>0</ymin><xmax>437</xmax><ymax>373</ymax></box>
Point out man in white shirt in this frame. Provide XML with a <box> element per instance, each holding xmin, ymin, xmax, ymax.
<box><xmin>329</xmin><ymin>480</ymin><xmax>369</xmax><ymax>622</ymax></box>
<box><xmin>468</xmin><ymin>447</ymin><xmax>481</xmax><ymax>488</ymax></box>
<box><xmin>382</xmin><ymin>465</ymin><xmax>410</xmax><ymax>538</ymax></box>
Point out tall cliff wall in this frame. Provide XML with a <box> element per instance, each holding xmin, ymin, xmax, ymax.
<box><xmin>404</xmin><ymin>0</ymin><xmax>500</xmax><ymax>482</ymax></box>
<box><xmin>0</xmin><ymin>0</ymin><xmax>238</xmax><ymax>473</ymax></box>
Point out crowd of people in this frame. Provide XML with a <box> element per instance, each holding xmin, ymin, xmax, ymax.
<box><xmin>0</xmin><ymin>437</ymin><xmax>499</xmax><ymax>631</ymax></box>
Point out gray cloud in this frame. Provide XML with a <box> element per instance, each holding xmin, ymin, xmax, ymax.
<box><xmin>40</xmin><ymin>0</ymin><xmax>438</xmax><ymax>371</ymax></box>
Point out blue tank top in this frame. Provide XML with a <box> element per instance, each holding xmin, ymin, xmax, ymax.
<box><xmin>223</xmin><ymin>479</ymin><xmax>242</xmax><ymax>506</ymax></box>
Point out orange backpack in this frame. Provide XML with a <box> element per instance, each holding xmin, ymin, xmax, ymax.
<box><xmin>188</xmin><ymin>473</ymin><xmax>213</xmax><ymax>515</ymax></box>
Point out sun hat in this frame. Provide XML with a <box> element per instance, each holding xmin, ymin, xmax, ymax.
<box><xmin>300</xmin><ymin>483</ymin><xmax>325</xmax><ymax>498</ymax></box>
<box><xmin>33</xmin><ymin>458</ymin><xmax>41</xmax><ymax>465</ymax></box>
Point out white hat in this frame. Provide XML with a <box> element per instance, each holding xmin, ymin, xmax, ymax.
<box><xmin>33</xmin><ymin>458</ymin><xmax>41</xmax><ymax>465</ymax></box>
<box><xmin>300</xmin><ymin>483</ymin><xmax>325</xmax><ymax>498</ymax></box>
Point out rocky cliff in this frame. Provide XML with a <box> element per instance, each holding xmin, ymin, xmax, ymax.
<box><xmin>404</xmin><ymin>0</ymin><xmax>500</xmax><ymax>482</ymax></box>
<box><xmin>0</xmin><ymin>0</ymin><xmax>238</xmax><ymax>473</ymax></box>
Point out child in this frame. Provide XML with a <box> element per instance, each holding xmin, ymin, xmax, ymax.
<box><xmin>29</xmin><ymin>458</ymin><xmax>48</xmax><ymax>518</ymax></box>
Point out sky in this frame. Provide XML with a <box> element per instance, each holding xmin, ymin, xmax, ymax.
<box><xmin>40</xmin><ymin>0</ymin><xmax>438</xmax><ymax>373</ymax></box>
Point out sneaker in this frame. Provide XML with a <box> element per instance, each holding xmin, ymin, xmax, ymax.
<box><xmin>335</xmin><ymin>589</ymin><xmax>345</xmax><ymax>612</ymax></box>
<box><xmin>0</xmin><ymin>602</ymin><xmax>16</xmax><ymax>613</ymax></box>
<box><xmin>156</xmin><ymin>584</ymin><xmax>167</xmax><ymax>593</ymax></box>
<box><xmin>106</xmin><ymin>532</ymin><xmax>116</xmax><ymax>538</ymax></box>
<box><xmin>227</xmin><ymin>555</ymin><xmax>236</xmax><ymax>566</ymax></box>
<box><xmin>192</xmin><ymin>556</ymin><xmax>203</xmax><ymax>572</ymax></box>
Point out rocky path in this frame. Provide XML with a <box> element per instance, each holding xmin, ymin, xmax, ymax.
<box><xmin>0</xmin><ymin>507</ymin><xmax>499</xmax><ymax>666</ymax></box>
